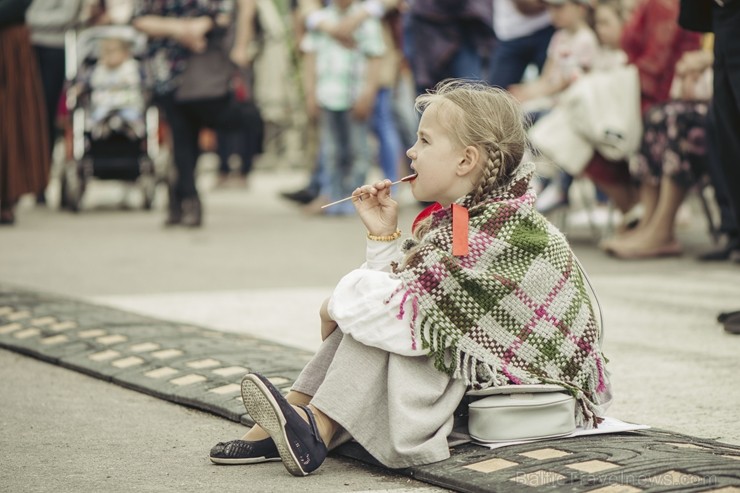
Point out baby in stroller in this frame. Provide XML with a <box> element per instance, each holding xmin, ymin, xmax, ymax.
<box><xmin>86</xmin><ymin>34</ymin><xmax>145</xmax><ymax>140</ymax></box>
<box><xmin>61</xmin><ymin>25</ymin><xmax>160</xmax><ymax>211</ymax></box>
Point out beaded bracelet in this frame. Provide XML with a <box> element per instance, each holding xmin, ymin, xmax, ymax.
<box><xmin>367</xmin><ymin>229</ymin><xmax>402</xmax><ymax>242</ymax></box>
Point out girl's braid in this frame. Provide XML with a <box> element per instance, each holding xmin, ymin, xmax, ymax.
<box><xmin>473</xmin><ymin>142</ymin><xmax>504</xmax><ymax>203</ymax></box>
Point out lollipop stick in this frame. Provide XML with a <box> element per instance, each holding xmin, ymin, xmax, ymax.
<box><xmin>320</xmin><ymin>174</ymin><xmax>417</xmax><ymax>209</ymax></box>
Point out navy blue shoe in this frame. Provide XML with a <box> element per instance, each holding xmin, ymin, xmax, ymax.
<box><xmin>209</xmin><ymin>438</ymin><xmax>281</xmax><ymax>465</ymax></box>
<box><xmin>240</xmin><ymin>373</ymin><xmax>328</xmax><ymax>476</ymax></box>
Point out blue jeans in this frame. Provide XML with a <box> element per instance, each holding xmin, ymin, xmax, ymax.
<box><xmin>320</xmin><ymin>108</ymin><xmax>372</xmax><ymax>206</ymax></box>
<box><xmin>371</xmin><ymin>88</ymin><xmax>402</xmax><ymax>182</ymax></box>
<box><xmin>487</xmin><ymin>25</ymin><xmax>555</xmax><ymax>89</ymax></box>
<box><xmin>403</xmin><ymin>12</ymin><xmax>485</xmax><ymax>95</ymax></box>
<box><xmin>450</xmin><ymin>33</ymin><xmax>483</xmax><ymax>82</ymax></box>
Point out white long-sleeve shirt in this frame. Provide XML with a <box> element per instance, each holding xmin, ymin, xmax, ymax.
<box><xmin>328</xmin><ymin>239</ymin><xmax>429</xmax><ymax>357</ymax></box>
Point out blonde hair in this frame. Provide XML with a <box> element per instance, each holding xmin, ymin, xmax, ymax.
<box><xmin>414</xmin><ymin>79</ymin><xmax>529</xmax><ymax>204</ymax></box>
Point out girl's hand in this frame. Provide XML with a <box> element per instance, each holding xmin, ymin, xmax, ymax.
<box><xmin>319</xmin><ymin>297</ymin><xmax>338</xmax><ymax>341</ymax></box>
<box><xmin>352</xmin><ymin>179</ymin><xmax>399</xmax><ymax>236</ymax></box>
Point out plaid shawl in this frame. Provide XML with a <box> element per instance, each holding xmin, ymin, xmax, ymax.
<box><xmin>390</xmin><ymin>162</ymin><xmax>610</xmax><ymax>426</ymax></box>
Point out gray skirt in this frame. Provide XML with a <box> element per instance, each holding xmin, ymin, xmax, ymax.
<box><xmin>292</xmin><ymin>330</ymin><xmax>467</xmax><ymax>469</ymax></box>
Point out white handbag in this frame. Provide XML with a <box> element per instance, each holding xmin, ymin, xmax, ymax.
<box><xmin>467</xmin><ymin>384</ymin><xmax>576</xmax><ymax>443</ymax></box>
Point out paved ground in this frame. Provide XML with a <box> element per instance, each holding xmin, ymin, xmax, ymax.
<box><xmin>1</xmin><ymin>349</ymin><xmax>442</xmax><ymax>493</ymax></box>
<box><xmin>1</xmin><ymin>157</ymin><xmax>740</xmax><ymax>492</ymax></box>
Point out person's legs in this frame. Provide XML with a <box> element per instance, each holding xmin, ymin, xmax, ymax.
<box><xmin>240</xmin><ymin>390</ymin><xmax>312</xmax><ymax>441</ymax></box>
<box><xmin>392</xmin><ymin>67</ymin><xmax>419</xmax><ymax>152</ymax></box>
<box><xmin>215</xmin><ymin>129</ymin><xmax>233</xmax><ymax>177</ymax></box>
<box><xmin>639</xmin><ymin>178</ymin><xmax>686</xmax><ymax>241</ymax></box>
<box><xmin>636</xmin><ymin>182</ymin><xmax>660</xmax><ymax>228</ymax></box>
<box><xmin>33</xmin><ymin>45</ymin><xmax>65</xmax><ymax>159</ymax></box>
<box><xmin>281</xmin><ymin>123</ymin><xmax>323</xmax><ymax>204</ymax></box>
<box><xmin>711</xmin><ymin>2</ymin><xmax>740</xmax><ymax>329</ymax></box>
<box><xmin>604</xmin><ymin>102</ymin><xmax>690</xmax><ymax>251</ymax></box>
<box><xmin>607</xmin><ymin>178</ymin><xmax>687</xmax><ymax>258</ymax></box>
<box><xmin>158</xmin><ymin>96</ymin><xmax>201</xmax><ymax>225</ymax></box>
<box><xmin>235</xmin><ymin>101</ymin><xmax>262</xmax><ymax>179</ymax></box>
<box><xmin>214</xmin><ymin>330</ymin><xmax>344</xmax><ymax>464</ymax></box>
<box><xmin>487</xmin><ymin>39</ymin><xmax>531</xmax><ymax>89</ymax></box>
<box><xmin>228</xmin><ymin>330</ymin><xmax>348</xmax><ymax>473</ymax></box>
<box><xmin>584</xmin><ymin>153</ymin><xmax>638</xmax><ymax>216</ymax></box>
<box><xmin>371</xmin><ymin>87</ymin><xmax>402</xmax><ymax>182</ymax></box>
<box><xmin>712</xmin><ymin>6</ymin><xmax>740</xmax><ymax>255</ymax></box>
<box><xmin>348</xmin><ymin>113</ymin><xmax>373</xmax><ymax>193</ymax></box>
<box><xmin>238</xmin><ymin>129</ymin><xmax>256</xmax><ymax>178</ymax></box>
<box><xmin>601</xmin><ymin>180</ymin><xmax>642</xmax><ymax>218</ymax></box>
<box><xmin>450</xmin><ymin>32</ymin><xmax>482</xmax><ymax>81</ymax></box>
<box><xmin>33</xmin><ymin>45</ymin><xmax>65</xmax><ymax>203</ymax></box>
<box><xmin>699</xmin><ymin>106</ymin><xmax>739</xmax><ymax>259</ymax></box>
<box><xmin>487</xmin><ymin>26</ymin><xmax>554</xmax><ymax>88</ymax></box>
<box><xmin>529</xmin><ymin>25</ymin><xmax>555</xmax><ymax>73</ymax></box>
<box><xmin>196</xmin><ymin>97</ymin><xmax>260</xmax><ymax>190</ymax></box>
<box><xmin>319</xmin><ymin>108</ymin><xmax>345</xmax><ymax>204</ymax></box>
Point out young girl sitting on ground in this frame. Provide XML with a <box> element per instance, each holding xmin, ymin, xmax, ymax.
<box><xmin>210</xmin><ymin>79</ymin><xmax>612</xmax><ymax>476</ymax></box>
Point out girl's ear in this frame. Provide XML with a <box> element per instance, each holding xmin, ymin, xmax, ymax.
<box><xmin>457</xmin><ymin>145</ymin><xmax>481</xmax><ymax>177</ymax></box>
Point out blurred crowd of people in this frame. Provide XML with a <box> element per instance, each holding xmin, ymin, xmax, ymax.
<box><xmin>1</xmin><ymin>0</ymin><xmax>739</xmax><ymax>266</ymax></box>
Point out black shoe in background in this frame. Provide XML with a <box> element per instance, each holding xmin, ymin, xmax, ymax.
<box><xmin>697</xmin><ymin>237</ymin><xmax>740</xmax><ymax>261</ymax></box>
<box><xmin>180</xmin><ymin>197</ymin><xmax>202</xmax><ymax>227</ymax></box>
<box><xmin>280</xmin><ymin>188</ymin><xmax>318</xmax><ymax>205</ymax></box>
<box><xmin>164</xmin><ymin>199</ymin><xmax>182</xmax><ymax>227</ymax></box>
<box><xmin>722</xmin><ymin>311</ymin><xmax>740</xmax><ymax>335</ymax></box>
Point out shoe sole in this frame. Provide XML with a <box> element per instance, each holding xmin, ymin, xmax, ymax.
<box><xmin>241</xmin><ymin>375</ymin><xmax>307</xmax><ymax>477</ymax></box>
<box><xmin>209</xmin><ymin>455</ymin><xmax>281</xmax><ymax>465</ymax></box>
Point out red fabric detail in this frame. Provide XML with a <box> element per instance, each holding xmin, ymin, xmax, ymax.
<box><xmin>620</xmin><ymin>0</ymin><xmax>702</xmax><ymax>113</ymax></box>
<box><xmin>452</xmin><ymin>204</ymin><xmax>469</xmax><ymax>257</ymax></box>
<box><xmin>412</xmin><ymin>203</ymin><xmax>443</xmax><ymax>233</ymax></box>
<box><xmin>232</xmin><ymin>75</ymin><xmax>249</xmax><ymax>102</ymax></box>
<box><xmin>584</xmin><ymin>152</ymin><xmax>632</xmax><ymax>186</ymax></box>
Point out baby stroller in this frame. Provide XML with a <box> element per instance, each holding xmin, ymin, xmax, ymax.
<box><xmin>60</xmin><ymin>25</ymin><xmax>161</xmax><ymax>211</ymax></box>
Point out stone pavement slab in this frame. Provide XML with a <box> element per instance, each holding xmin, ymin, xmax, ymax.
<box><xmin>2</xmin><ymin>285</ymin><xmax>740</xmax><ymax>493</ymax></box>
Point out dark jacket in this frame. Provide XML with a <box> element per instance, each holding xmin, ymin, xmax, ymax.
<box><xmin>678</xmin><ymin>0</ymin><xmax>713</xmax><ymax>32</ymax></box>
<box><xmin>0</xmin><ymin>0</ymin><xmax>32</xmax><ymax>27</ymax></box>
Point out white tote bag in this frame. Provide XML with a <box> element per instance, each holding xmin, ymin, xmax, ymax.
<box><xmin>562</xmin><ymin>64</ymin><xmax>643</xmax><ymax>162</ymax></box>
<box><xmin>528</xmin><ymin>105</ymin><xmax>595</xmax><ymax>175</ymax></box>
<box><xmin>528</xmin><ymin>65</ymin><xmax>643</xmax><ymax>175</ymax></box>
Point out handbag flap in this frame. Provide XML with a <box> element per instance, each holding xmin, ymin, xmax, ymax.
<box><xmin>469</xmin><ymin>392</ymin><xmax>575</xmax><ymax>409</ymax></box>
<box><xmin>466</xmin><ymin>383</ymin><xmax>568</xmax><ymax>397</ymax></box>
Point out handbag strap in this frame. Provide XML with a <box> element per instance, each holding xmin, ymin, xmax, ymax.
<box><xmin>572</xmin><ymin>252</ymin><xmax>605</xmax><ymax>346</ymax></box>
